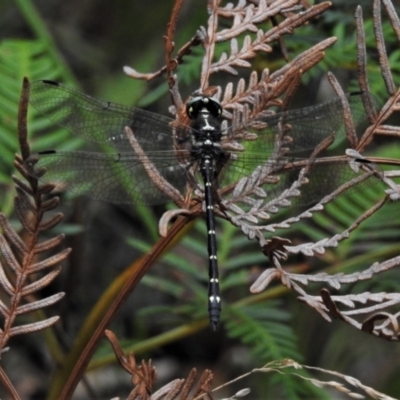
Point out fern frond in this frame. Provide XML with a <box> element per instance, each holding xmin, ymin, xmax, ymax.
<box><xmin>0</xmin><ymin>39</ymin><xmax>82</xmax><ymax>215</ymax></box>
<box><xmin>225</xmin><ymin>303</ymin><xmax>330</xmax><ymax>399</ymax></box>
<box><xmin>105</xmin><ymin>329</ymin><xmax>214</xmax><ymax>400</ymax></box>
<box><xmin>0</xmin><ymin>78</ymin><xmax>69</xmax><ymax>368</ymax></box>
<box><xmin>225</xmin><ymin>302</ymin><xmax>300</xmax><ymax>361</ymax></box>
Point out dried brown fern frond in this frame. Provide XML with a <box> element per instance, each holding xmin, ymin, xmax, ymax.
<box><xmin>105</xmin><ymin>330</ymin><xmax>215</xmax><ymax>400</ymax></box>
<box><xmin>200</xmin><ymin>0</ymin><xmax>332</xmax><ymax>98</ymax></box>
<box><xmin>0</xmin><ymin>78</ymin><xmax>70</xmax><ymax>396</ymax></box>
<box><xmin>356</xmin><ymin>1</ymin><xmax>400</xmax><ymax>151</ymax></box>
<box><xmin>247</xmin><ymin>359</ymin><xmax>397</xmax><ymax>399</ymax></box>
<box><xmin>125</xmin><ymin>0</ymin><xmax>334</xmax><ymax>117</ymax></box>
<box><xmin>240</xmin><ymin>0</ymin><xmax>400</xmax><ymax>340</ymax></box>
<box><xmin>192</xmin><ymin>1</ymin><xmax>327</xmax><ymax>86</ymax></box>
<box><xmin>193</xmin><ymin>358</ymin><xmax>396</xmax><ymax>400</ymax></box>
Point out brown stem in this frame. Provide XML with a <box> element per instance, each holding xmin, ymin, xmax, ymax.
<box><xmin>56</xmin><ymin>208</ymin><xmax>199</xmax><ymax>400</ymax></box>
<box><xmin>0</xmin><ymin>365</ymin><xmax>21</xmax><ymax>400</ymax></box>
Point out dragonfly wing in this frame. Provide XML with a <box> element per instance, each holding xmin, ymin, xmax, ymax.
<box><xmin>223</xmin><ymin>92</ymin><xmax>373</xmax><ymax>159</ymax></box>
<box><xmin>217</xmin><ymin>92</ymin><xmax>376</xmax><ymax>203</ymax></box>
<box><xmin>29</xmin><ymin>80</ymin><xmax>191</xmax><ymax>152</ymax></box>
<box><xmin>222</xmin><ymin>156</ymin><xmax>381</xmax><ymax>207</ymax></box>
<box><xmin>31</xmin><ymin>150</ymin><xmax>188</xmax><ymax>205</ymax></box>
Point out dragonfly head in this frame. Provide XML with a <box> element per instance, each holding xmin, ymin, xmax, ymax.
<box><xmin>186</xmin><ymin>96</ymin><xmax>222</xmax><ymax>120</ymax></box>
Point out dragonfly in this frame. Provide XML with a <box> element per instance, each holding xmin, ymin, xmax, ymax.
<box><xmin>27</xmin><ymin>80</ymin><xmax>375</xmax><ymax>330</ymax></box>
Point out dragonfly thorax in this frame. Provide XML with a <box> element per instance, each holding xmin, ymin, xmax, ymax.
<box><xmin>187</xmin><ymin>96</ymin><xmax>224</xmax><ymax>157</ymax></box>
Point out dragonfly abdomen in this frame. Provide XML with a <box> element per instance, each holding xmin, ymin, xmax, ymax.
<box><xmin>200</xmin><ymin>156</ymin><xmax>221</xmax><ymax>331</ymax></box>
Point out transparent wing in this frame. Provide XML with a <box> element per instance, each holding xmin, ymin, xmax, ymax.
<box><xmin>29</xmin><ymin>81</ymin><xmax>377</xmax><ymax>207</ymax></box>
<box><xmin>218</xmin><ymin>92</ymin><xmax>377</xmax><ymax>204</ymax></box>
<box><xmin>32</xmin><ymin>150</ymin><xmax>189</xmax><ymax>205</ymax></box>
<box><xmin>222</xmin><ymin>157</ymin><xmax>381</xmax><ymax>207</ymax></box>
<box><xmin>29</xmin><ymin>80</ymin><xmax>191</xmax><ymax>204</ymax></box>
<box><xmin>223</xmin><ymin>92</ymin><xmax>373</xmax><ymax>164</ymax></box>
<box><xmin>29</xmin><ymin>80</ymin><xmax>190</xmax><ymax>152</ymax></box>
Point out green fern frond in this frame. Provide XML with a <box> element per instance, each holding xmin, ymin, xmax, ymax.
<box><xmin>224</xmin><ymin>303</ymin><xmax>331</xmax><ymax>399</ymax></box>
<box><xmin>0</xmin><ymin>39</ymin><xmax>81</xmax><ymax>213</ymax></box>
<box><xmin>225</xmin><ymin>302</ymin><xmax>299</xmax><ymax>361</ymax></box>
